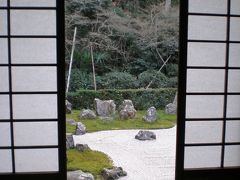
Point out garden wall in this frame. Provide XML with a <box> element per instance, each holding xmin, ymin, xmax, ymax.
<box><xmin>67</xmin><ymin>88</ymin><xmax>177</xmax><ymax>110</ymax></box>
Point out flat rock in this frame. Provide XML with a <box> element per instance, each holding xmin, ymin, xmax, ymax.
<box><xmin>101</xmin><ymin>167</ymin><xmax>127</xmax><ymax>180</ymax></box>
<box><xmin>94</xmin><ymin>98</ymin><xmax>116</xmax><ymax>118</ymax></box>
<box><xmin>67</xmin><ymin>170</ymin><xmax>95</xmax><ymax>180</ymax></box>
<box><xmin>135</xmin><ymin>130</ymin><xmax>156</xmax><ymax>141</ymax></box>
<box><xmin>143</xmin><ymin>106</ymin><xmax>157</xmax><ymax>123</ymax></box>
<box><xmin>80</xmin><ymin>109</ymin><xmax>96</xmax><ymax>119</ymax></box>
<box><xmin>76</xmin><ymin>144</ymin><xmax>90</xmax><ymax>152</ymax></box>
<box><xmin>75</xmin><ymin>122</ymin><xmax>86</xmax><ymax>135</ymax></box>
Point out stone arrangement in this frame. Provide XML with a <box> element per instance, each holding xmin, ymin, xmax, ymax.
<box><xmin>143</xmin><ymin>106</ymin><xmax>157</xmax><ymax>123</ymax></box>
<box><xmin>101</xmin><ymin>167</ymin><xmax>127</xmax><ymax>180</ymax></box>
<box><xmin>135</xmin><ymin>130</ymin><xmax>156</xmax><ymax>140</ymax></box>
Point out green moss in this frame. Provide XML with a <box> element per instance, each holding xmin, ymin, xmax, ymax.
<box><xmin>66</xmin><ymin>110</ymin><xmax>176</xmax><ymax>133</ymax></box>
<box><xmin>67</xmin><ymin>149</ymin><xmax>113</xmax><ymax>179</ymax></box>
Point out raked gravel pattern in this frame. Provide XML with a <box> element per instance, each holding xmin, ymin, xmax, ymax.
<box><xmin>74</xmin><ymin>126</ymin><xmax>176</xmax><ymax>180</ymax></box>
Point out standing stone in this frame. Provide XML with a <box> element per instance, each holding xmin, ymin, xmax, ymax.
<box><xmin>76</xmin><ymin>144</ymin><xmax>90</xmax><ymax>152</ymax></box>
<box><xmin>66</xmin><ymin>100</ymin><xmax>72</xmax><ymax>114</ymax></box>
<box><xmin>101</xmin><ymin>167</ymin><xmax>127</xmax><ymax>180</ymax></box>
<box><xmin>75</xmin><ymin>122</ymin><xmax>86</xmax><ymax>135</ymax></box>
<box><xmin>119</xmin><ymin>100</ymin><xmax>137</xmax><ymax>120</ymax></box>
<box><xmin>67</xmin><ymin>170</ymin><xmax>95</xmax><ymax>180</ymax></box>
<box><xmin>80</xmin><ymin>109</ymin><xmax>97</xmax><ymax>119</ymax></box>
<box><xmin>66</xmin><ymin>133</ymin><xmax>74</xmax><ymax>149</ymax></box>
<box><xmin>119</xmin><ymin>105</ymin><xmax>136</xmax><ymax>120</ymax></box>
<box><xmin>94</xmin><ymin>98</ymin><xmax>116</xmax><ymax>118</ymax></box>
<box><xmin>165</xmin><ymin>92</ymin><xmax>177</xmax><ymax>114</ymax></box>
<box><xmin>135</xmin><ymin>130</ymin><xmax>156</xmax><ymax>141</ymax></box>
<box><xmin>143</xmin><ymin>106</ymin><xmax>157</xmax><ymax>123</ymax></box>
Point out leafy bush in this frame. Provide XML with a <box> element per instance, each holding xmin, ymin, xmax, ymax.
<box><xmin>67</xmin><ymin>88</ymin><xmax>177</xmax><ymax>110</ymax></box>
<box><xmin>100</xmin><ymin>72</ymin><xmax>139</xmax><ymax>89</ymax></box>
<box><xmin>138</xmin><ymin>70</ymin><xmax>169</xmax><ymax>88</ymax></box>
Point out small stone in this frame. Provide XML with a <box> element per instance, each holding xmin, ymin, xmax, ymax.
<box><xmin>67</xmin><ymin>170</ymin><xmax>95</xmax><ymax>180</ymax></box>
<box><xmin>135</xmin><ymin>130</ymin><xmax>156</xmax><ymax>141</ymax></box>
<box><xmin>66</xmin><ymin>119</ymin><xmax>77</xmax><ymax>126</ymax></box>
<box><xmin>66</xmin><ymin>133</ymin><xmax>74</xmax><ymax>149</ymax></box>
<box><xmin>75</xmin><ymin>122</ymin><xmax>86</xmax><ymax>135</ymax></box>
<box><xmin>80</xmin><ymin>109</ymin><xmax>97</xmax><ymax>119</ymax></box>
<box><xmin>143</xmin><ymin>106</ymin><xmax>157</xmax><ymax>123</ymax></box>
<box><xmin>94</xmin><ymin>98</ymin><xmax>116</xmax><ymax>118</ymax></box>
<box><xmin>66</xmin><ymin>100</ymin><xmax>72</xmax><ymax>114</ymax></box>
<box><xmin>101</xmin><ymin>167</ymin><xmax>127</xmax><ymax>180</ymax></box>
<box><xmin>76</xmin><ymin>144</ymin><xmax>90</xmax><ymax>152</ymax></box>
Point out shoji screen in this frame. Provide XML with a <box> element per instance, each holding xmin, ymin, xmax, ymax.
<box><xmin>176</xmin><ymin>0</ymin><xmax>240</xmax><ymax>179</ymax></box>
<box><xmin>0</xmin><ymin>1</ymin><xmax>66</xmax><ymax>180</ymax></box>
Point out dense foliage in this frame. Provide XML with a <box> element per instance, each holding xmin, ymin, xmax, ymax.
<box><xmin>67</xmin><ymin>88</ymin><xmax>177</xmax><ymax>110</ymax></box>
<box><xmin>65</xmin><ymin>0</ymin><xmax>179</xmax><ymax>91</ymax></box>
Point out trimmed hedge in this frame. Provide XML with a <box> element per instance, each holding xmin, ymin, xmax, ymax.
<box><xmin>67</xmin><ymin>88</ymin><xmax>177</xmax><ymax>110</ymax></box>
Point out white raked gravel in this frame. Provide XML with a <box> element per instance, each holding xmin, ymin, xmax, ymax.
<box><xmin>73</xmin><ymin>126</ymin><xmax>176</xmax><ymax>180</ymax></box>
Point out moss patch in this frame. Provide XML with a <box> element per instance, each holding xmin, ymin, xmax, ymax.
<box><xmin>66</xmin><ymin>110</ymin><xmax>176</xmax><ymax>133</ymax></box>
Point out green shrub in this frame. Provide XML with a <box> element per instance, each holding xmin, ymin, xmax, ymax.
<box><xmin>67</xmin><ymin>88</ymin><xmax>177</xmax><ymax>110</ymax></box>
<box><xmin>138</xmin><ymin>70</ymin><xmax>169</xmax><ymax>88</ymax></box>
<box><xmin>100</xmin><ymin>72</ymin><xmax>139</xmax><ymax>89</ymax></box>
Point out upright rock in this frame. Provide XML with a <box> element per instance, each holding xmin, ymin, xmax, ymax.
<box><xmin>80</xmin><ymin>109</ymin><xmax>97</xmax><ymax>119</ymax></box>
<box><xmin>94</xmin><ymin>98</ymin><xmax>116</xmax><ymax>118</ymax></box>
<box><xmin>143</xmin><ymin>106</ymin><xmax>157</xmax><ymax>123</ymax></box>
<box><xmin>165</xmin><ymin>92</ymin><xmax>177</xmax><ymax>114</ymax></box>
<box><xmin>66</xmin><ymin>133</ymin><xmax>74</xmax><ymax>149</ymax></box>
<box><xmin>75</xmin><ymin>122</ymin><xmax>86</xmax><ymax>135</ymax></box>
<box><xmin>101</xmin><ymin>167</ymin><xmax>127</xmax><ymax>180</ymax></box>
<box><xmin>67</xmin><ymin>170</ymin><xmax>95</xmax><ymax>180</ymax></box>
<box><xmin>119</xmin><ymin>100</ymin><xmax>136</xmax><ymax>120</ymax></box>
<box><xmin>66</xmin><ymin>100</ymin><xmax>72</xmax><ymax>114</ymax></box>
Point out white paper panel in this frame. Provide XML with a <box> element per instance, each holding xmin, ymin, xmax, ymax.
<box><xmin>186</xmin><ymin>95</ymin><xmax>224</xmax><ymax>118</ymax></box>
<box><xmin>0</xmin><ymin>67</ymin><xmax>9</xmax><ymax>92</ymax></box>
<box><xmin>225</xmin><ymin>121</ymin><xmax>240</xmax><ymax>142</ymax></box>
<box><xmin>224</xmin><ymin>145</ymin><xmax>240</xmax><ymax>167</ymax></box>
<box><xmin>184</xmin><ymin>146</ymin><xmax>221</xmax><ymax>169</ymax></box>
<box><xmin>229</xmin><ymin>43</ymin><xmax>240</xmax><ymax>67</ymax></box>
<box><xmin>227</xmin><ymin>95</ymin><xmax>240</xmax><ymax>118</ymax></box>
<box><xmin>0</xmin><ymin>0</ymin><xmax>7</xmax><ymax>7</ymax></box>
<box><xmin>11</xmin><ymin>10</ymin><xmax>56</xmax><ymax>35</ymax></box>
<box><xmin>0</xmin><ymin>95</ymin><xmax>10</xmax><ymax>120</ymax></box>
<box><xmin>228</xmin><ymin>70</ymin><xmax>240</xmax><ymax>92</ymax></box>
<box><xmin>11</xmin><ymin>38</ymin><xmax>56</xmax><ymax>64</ymax></box>
<box><xmin>189</xmin><ymin>0</ymin><xmax>227</xmax><ymax>14</ymax></box>
<box><xmin>0</xmin><ymin>38</ymin><xmax>8</xmax><ymax>64</ymax></box>
<box><xmin>15</xmin><ymin>148</ymin><xmax>59</xmax><ymax>172</ymax></box>
<box><xmin>185</xmin><ymin>121</ymin><xmax>223</xmax><ymax>144</ymax></box>
<box><xmin>14</xmin><ymin>122</ymin><xmax>58</xmax><ymax>146</ymax></box>
<box><xmin>230</xmin><ymin>17</ymin><xmax>240</xmax><ymax>41</ymax></box>
<box><xmin>187</xmin><ymin>69</ymin><xmax>225</xmax><ymax>92</ymax></box>
<box><xmin>13</xmin><ymin>94</ymin><xmax>57</xmax><ymax>119</ymax></box>
<box><xmin>188</xmin><ymin>16</ymin><xmax>227</xmax><ymax>40</ymax></box>
<box><xmin>0</xmin><ymin>150</ymin><xmax>12</xmax><ymax>173</ymax></box>
<box><xmin>11</xmin><ymin>0</ymin><xmax>56</xmax><ymax>7</ymax></box>
<box><xmin>0</xmin><ymin>123</ymin><xmax>11</xmax><ymax>146</ymax></box>
<box><xmin>0</xmin><ymin>10</ymin><xmax>7</xmax><ymax>35</ymax></box>
<box><xmin>187</xmin><ymin>42</ymin><xmax>226</xmax><ymax>67</ymax></box>
<box><xmin>12</xmin><ymin>67</ymin><xmax>57</xmax><ymax>92</ymax></box>
<box><xmin>231</xmin><ymin>0</ymin><xmax>240</xmax><ymax>15</ymax></box>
